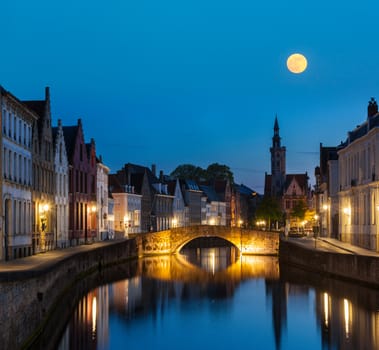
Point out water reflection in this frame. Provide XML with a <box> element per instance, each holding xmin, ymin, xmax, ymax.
<box><xmin>180</xmin><ymin>246</ymin><xmax>238</xmax><ymax>274</ymax></box>
<box><xmin>53</xmin><ymin>250</ymin><xmax>379</xmax><ymax>350</ymax></box>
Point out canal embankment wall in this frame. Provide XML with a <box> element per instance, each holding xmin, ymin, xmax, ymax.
<box><xmin>280</xmin><ymin>238</ymin><xmax>379</xmax><ymax>287</ymax></box>
<box><xmin>0</xmin><ymin>239</ymin><xmax>139</xmax><ymax>350</ymax></box>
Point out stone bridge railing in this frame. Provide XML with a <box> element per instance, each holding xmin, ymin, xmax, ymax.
<box><xmin>134</xmin><ymin>225</ymin><xmax>279</xmax><ymax>256</ymax></box>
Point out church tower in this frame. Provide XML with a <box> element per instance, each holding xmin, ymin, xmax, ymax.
<box><xmin>270</xmin><ymin>116</ymin><xmax>286</xmax><ymax>196</ymax></box>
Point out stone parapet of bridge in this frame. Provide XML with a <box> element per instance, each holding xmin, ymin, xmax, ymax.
<box><xmin>134</xmin><ymin>225</ymin><xmax>279</xmax><ymax>256</ymax></box>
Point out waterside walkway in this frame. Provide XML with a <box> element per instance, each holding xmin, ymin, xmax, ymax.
<box><xmin>286</xmin><ymin>236</ymin><xmax>379</xmax><ymax>257</ymax></box>
<box><xmin>0</xmin><ymin>240</ymin><xmax>123</xmax><ymax>281</ymax></box>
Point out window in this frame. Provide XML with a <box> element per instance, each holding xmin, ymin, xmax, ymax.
<box><xmin>3</xmin><ymin>109</ymin><xmax>6</xmax><ymax>134</ymax></box>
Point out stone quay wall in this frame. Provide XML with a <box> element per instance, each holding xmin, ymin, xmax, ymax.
<box><xmin>280</xmin><ymin>238</ymin><xmax>379</xmax><ymax>287</ymax></box>
<box><xmin>0</xmin><ymin>239</ymin><xmax>138</xmax><ymax>350</ymax></box>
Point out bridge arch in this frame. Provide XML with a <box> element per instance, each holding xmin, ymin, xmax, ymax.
<box><xmin>175</xmin><ymin>235</ymin><xmax>239</xmax><ymax>254</ymax></box>
<box><xmin>135</xmin><ymin>225</ymin><xmax>279</xmax><ymax>256</ymax></box>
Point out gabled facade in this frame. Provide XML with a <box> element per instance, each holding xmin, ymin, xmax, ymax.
<box><xmin>199</xmin><ymin>185</ymin><xmax>226</xmax><ymax>225</ymax></box>
<box><xmin>182</xmin><ymin>179</ymin><xmax>203</xmax><ymax>226</ymax></box>
<box><xmin>314</xmin><ymin>144</ymin><xmax>339</xmax><ymax>238</ymax></box>
<box><xmin>151</xmin><ymin>181</ymin><xmax>174</xmax><ymax>231</ymax></box>
<box><xmin>233</xmin><ymin>184</ymin><xmax>259</xmax><ymax>228</ymax></box>
<box><xmin>63</xmin><ymin>119</ymin><xmax>96</xmax><ymax>245</ymax></box>
<box><xmin>168</xmin><ymin>178</ymin><xmax>186</xmax><ymax>227</ymax></box>
<box><xmin>96</xmin><ymin>156</ymin><xmax>110</xmax><ymax>240</ymax></box>
<box><xmin>86</xmin><ymin>139</ymin><xmax>98</xmax><ymax>240</ymax></box>
<box><xmin>23</xmin><ymin>87</ymin><xmax>55</xmax><ymax>254</ymax></box>
<box><xmin>109</xmin><ymin>174</ymin><xmax>142</xmax><ymax>237</ymax></box>
<box><xmin>52</xmin><ymin>119</ymin><xmax>69</xmax><ymax>248</ymax></box>
<box><xmin>0</xmin><ymin>86</ymin><xmax>36</xmax><ymax>260</ymax></box>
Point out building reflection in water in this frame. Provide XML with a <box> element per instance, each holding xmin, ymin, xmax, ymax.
<box><xmin>57</xmin><ymin>249</ymin><xmax>379</xmax><ymax>350</ymax></box>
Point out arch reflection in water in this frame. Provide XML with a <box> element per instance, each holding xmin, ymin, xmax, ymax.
<box><xmin>180</xmin><ymin>247</ymin><xmax>238</xmax><ymax>274</ymax></box>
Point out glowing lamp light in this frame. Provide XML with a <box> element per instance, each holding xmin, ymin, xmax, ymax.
<box><xmin>343</xmin><ymin>207</ymin><xmax>351</xmax><ymax>216</ymax></box>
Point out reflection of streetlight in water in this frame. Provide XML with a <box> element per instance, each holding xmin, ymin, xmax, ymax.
<box><xmin>210</xmin><ymin>250</ymin><xmax>215</xmax><ymax>275</ymax></box>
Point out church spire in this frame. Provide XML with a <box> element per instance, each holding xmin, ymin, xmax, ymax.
<box><xmin>272</xmin><ymin>115</ymin><xmax>281</xmax><ymax>148</ymax></box>
<box><xmin>269</xmin><ymin>115</ymin><xmax>286</xmax><ymax>197</ymax></box>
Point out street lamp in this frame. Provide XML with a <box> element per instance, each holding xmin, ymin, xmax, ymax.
<box><xmin>238</xmin><ymin>219</ymin><xmax>243</xmax><ymax>256</ymax></box>
<box><xmin>87</xmin><ymin>205</ymin><xmax>97</xmax><ymax>243</ymax></box>
<box><xmin>314</xmin><ymin>214</ymin><xmax>319</xmax><ymax>248</ymax></box>
<box><xmin>39</xmin><ymin>203</ymin><xmax>50</xmax><ymax>252</ymax></box>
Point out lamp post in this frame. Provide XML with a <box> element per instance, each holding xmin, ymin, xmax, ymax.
<box><xmin>39</xmin><ymin>203</ymin><xmax>50</xmax><ymax>252</ymax></box>
<box><xmin>238</xmin><ymin>219</ymin><xmax>243</xmax><ymax>256</ymax></box>
<box><xmin>314</xmin><ymin>214</ymin><xmax>319</xmax><ymax>248</ymax></box>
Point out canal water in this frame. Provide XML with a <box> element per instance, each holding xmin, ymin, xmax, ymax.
<box><xmin>50</xmin><ymin>245</ymin><xmax>379</xmax><ymax>350</ymax></box>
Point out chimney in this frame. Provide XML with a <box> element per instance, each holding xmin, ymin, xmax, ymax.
<box><xmin>45</xmin><ymin>86</ymin><xmax>50</xmax><ymax>101</ymax></box>
<box><xmin>159</xmin><ymin>170</ymin><xmax>164</xmax><ymax>181</ymax></box>
<box><xmin>368</xmin><ymin>97</ymin><xmax>378</xmax><ymax>118</ymax></box>
<box><xmin>151</xmin><ymin>164</ymin><xmax>156</xmax><ymax>177</ymax></box>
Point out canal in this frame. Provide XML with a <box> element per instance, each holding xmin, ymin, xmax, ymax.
<box><xmin>32</xmin><ymin>240</ymin><xmax>379</xmax><ymax>350</ymax></box>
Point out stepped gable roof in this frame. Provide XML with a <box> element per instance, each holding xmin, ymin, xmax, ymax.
<box><xmin>61</xmin><ymin>125</ymin><xmax>78</xmax><ymax>161</ymax></box>
<box><xmin>199</xmin><ymin>185</ymin><xmax>220</xmax><ymax>202</ymax></box>
<box><xmin>284</xmin><ymin>173</ymin><xmax>308</xmax><ymax>191</ymax></box>
<box><xmin>52</xmin><ymin>126</ymin><xmax>58</xmax><ymax>144</ymax></box>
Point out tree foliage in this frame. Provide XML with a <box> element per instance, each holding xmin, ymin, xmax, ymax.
<box><xmin>206</xmin><ymin>163</ymin><xmax>234</xmax><ymax>183</ymax></box>
<box><xmin>170</xmin><ymin>163</ymin><xmax>234</xmax><ymax>183</ymax></box>
<box><xmin>170</xmin><ymin>164</ymin><xmax>206</xmax><ymax>181</ymax></box>
<box><xmin>291</xmin><ymin>200</ymin><xmax>308</xmax><ymax>220</ymax></box>
<box><xmin>255</xmin><ymin>196</ymin><xmax>283</xmax><ymax>224</ymax></box>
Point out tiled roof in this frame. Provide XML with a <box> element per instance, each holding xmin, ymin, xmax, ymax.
<box><xmin>234</xmin><ymin>183</ymin><xmax>257</xmax><ymax>196</ymax></box>
<box><xmin>22</xmin><ymin>100</ymin><xmax>45</xmax><ymax>118</ymax></box>
<box><xmin>285</xmin><ymin>174</ymin><xmax>308</xmax><ymax>191</ymax></box>
<box><xmin>199</xmin><ymin>185</ymin><xmax>220</xmax><ymax>202</ymax></box>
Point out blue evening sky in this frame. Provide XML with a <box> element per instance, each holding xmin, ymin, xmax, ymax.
<box><xmin>2</xmin><ymin>0</ymin><xmax>379</xmax><ymax>192</ymax></box>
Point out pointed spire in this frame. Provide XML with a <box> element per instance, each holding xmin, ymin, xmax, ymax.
<box><xmin>272</xmin><ymin>115</ymin><xmax>281</xmax><ymax>147</ymax></box>
<box><xmin>274</xmin><ymin>115</ymin><xmax>279</xmax><ymax>132</ymax></box>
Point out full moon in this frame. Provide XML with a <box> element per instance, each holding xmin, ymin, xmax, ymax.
<box><xmin>286</xmin><ymin>53</ymin><xmax>307</xmax><ymax>74</ymax></box>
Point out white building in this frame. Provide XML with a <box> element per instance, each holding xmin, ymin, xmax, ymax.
<box><xmin>1</xmin><ymin>86</ymin><xmax>36</xmax><ymax>260</ymax></box>
<box><xmin>112</xmin><ymin>187</ymin><xmax>142</xmax><ymax>237</ymax></box>
<box><xmin>96</xmin><ymin>158</ymin><xmax>110</xmax><ymax>240</ymax></box>
<box><xmin>52</xmin><ymin>119</ymin><xmax>69</xmax><ymax>248</ymax></box>
<box><xmin>200</xmin><ymin>185</ymin><xmax>227</xmax><ymax>226</ymax></box>
<box><xmin>337</xmin><ymin>98</ymin><xmax>379</xmax><ymax>251</ymax></box>
<box><xmin>109</xmin><ymin>174</ymin><xmax>142</xmax><ymax>237</ymax></box>
<box><xmin>169</xmin><ymin>178</ymin><xmax>186</xmax><ymax>228</ymax></box>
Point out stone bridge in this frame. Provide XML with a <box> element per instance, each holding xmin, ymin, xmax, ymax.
<box><xmin>134</xmin><ymin>225</ymin><xmax>279</xmax><ymax>256</ymax></box>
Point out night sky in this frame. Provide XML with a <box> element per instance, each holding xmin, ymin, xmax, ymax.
<box><xmin>2</xmin><ymin>0</ymin><xmax>379</xmax><ymax>192</ymax></box>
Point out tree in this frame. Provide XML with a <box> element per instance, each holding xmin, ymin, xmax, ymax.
<box><xmin>255</xmin><ymin>196</ymin><xmax>283</xmax><ymax>230</ymax></box>
<box><xmin>170</xmin><ymin>163</ymin><xmax>234</xmax><ymax>183</ymax></box>
<box><xmin>170</xmin><ymin>164</ymin><xmax>206</xmax><ymax>181</ymax></box>
<box><xmin>205</xmin><ymin>163</ymin><xmax>234</xmax><ymax>183</ymax></box>
<box><xmin>291</xmin><ymin>200</ymin><xmax>308</xmax><ymax>228</ymax></box>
